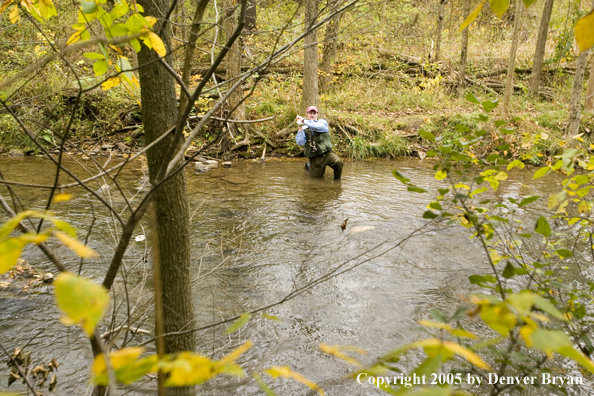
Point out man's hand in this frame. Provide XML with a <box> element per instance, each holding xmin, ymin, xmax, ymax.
<box><xmin>296</xmin><ymin>115</ymin><xmax>304</xmax><ymax>125</ymax></box>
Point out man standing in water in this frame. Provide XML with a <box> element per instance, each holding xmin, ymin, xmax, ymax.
<box><xmin>295</xmin><ymin>106</ymin><xmax>343</xmax><ymax>180</ymax></box>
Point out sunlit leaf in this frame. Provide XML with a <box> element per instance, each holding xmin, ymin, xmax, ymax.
<box><xmin>533</xmin><ymin>166</ymin><xmax>550</xmax><ymax>179</ymax></box>
<box><xmin>54</xmin><ymin>272</ymin><xmax>109</xmax><ymax>336</ymax></box>
<box><xmin>442</xmin><ymin>341</ymin><xmax>491</xmax><ymax>370</ymax></box>
<box><xmin>320</xmin><ymin>344</ymin><xmax>362</xmax><ymax>366</ymax></box>
<box><xmin>108</xmin><ymin>2</ymin><xmax>128</xmax><ymax>20</ymax></box>
<box><xmin>8</xmin><ymin>5</ymin><xmax>19</xmax><ymax>23</ymax></box>
<box><xmin>489</xmin><ymin>0</ymin><xmax>509</xmax><ymax>18</ymax></box>
<box><xmin>93</xmin><ymin>348</ymin><xmax>157</xmax><ymax>385</ymax></box>
<box><xmin>53</xmin><ymin>231</ymin><xmax>98</xmax><ymax>258</ymax></box>
<box><xmin>53</xmin><ymin>193</ymin><xmax>72</xmax><ymax>204</ymax></box>
<box><xmin>93</xmin><ymin>60</ymin><xmax>108</xmax><ymax>76</ymax></box>
<box><xmin>435</xmin><ymin>170</ymin><xmax>447</xmax><ymax>180</ymax></box>
<box><xmin>0</xmin><ymin>238</ymin><xmax>25</xmax><ymax>275</ymax></box>
<box><xmin>517</xmin><ymin>196</ymin><xmax>538</xmax><ymax>207</ymax></box>
<box><xmin>147</xmin><ymin>31</ymin><xmax>166</xmax><ymax>57</ymax></box>
<box><xmin>507</xmin><ymin>160</ymin><xmax>524</xmax><ymax>170</ymax></box>
<box><xmin>0</xmin><ymin>0</ymin><xmax>14</xmax><ymax>15</ymax></box>
<box><xmin>459</xmin><ymin>0</ymin><xmax>486</xmax><ymax>31</ymax></box>
<box><xmin>67</xmin><ymin>29</ymin><xmax>84</xmax><ymax>45</ymax></box>
<box><xmin>533</xmin><ymin>296</ymin><xmax>567</xmax><ymax>321</ymax></box>
<box><xmin>102</xmin><ymin>76</ymin><xmax>121</xmax><ymax>90</ymax></box>
<box><xmin>218</xmin><ymin>341</ymin><xmax>252</xmax><ymax>366</ymax></box>
<box><xmin>575</xmin><ymin>10</ymin><xmax>594</xmax><ymax>52</ymax></box>
<box><xmin>264</xmin><ymin>366</ymin><xmax>324</xmax><ymax>395</ymax></box>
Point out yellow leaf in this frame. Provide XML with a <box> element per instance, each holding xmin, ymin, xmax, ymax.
<box><xmin>494</xmin><ymin>171</ymin><xmax>508</xmax><ymax>181</ymax></box>
<box><xmin>93</xmin><ymin>348</ymin><xmax>158</xmax><ymax>385</ymax></box>
<box><xmin>102</xmin><ymin>76</ymin><xmax>121</xmax><ymax>90</ymax></box>
<box><xmin>8</xmin><ymin>5</ymin><xmax>19</xmax><ymax>23</ymax></box>
<box><xmin>53</xmin><ymin>231</ymin><xmax>98</xmax><ymax>258</ymax></box>
<box><xmin>217</xmin><ymin>341</ymin><xmax>252</xmax><ymax>366</ymax></box>
<box><xmin>575</xmin><ymin>9</ymin><xmax>594</xmax><ymax>53</ymax></box>
<box><xmin>320</xmin><ymin>344</ymin><xmax>362</xmax><ymax>366</ymax></box>
<box><xmin>147</xmin><ymin>31</ymin><xmax>166</xmax><ymax>57</ymax></box>
<box><xmin>435</xmin><ymin>170</ymin><xmax>447</xmax><ymax>180</ymax></box>
<box><xmin>54</xmin><ymin>272</ymin><xmax>109</xmax><ymax>336</ymax></box>
<box><xmin>0</xmin><ymin>238</ymin><xmax>26</xmax><ymax>275</ymax></box>
<box><xmin>418</xmin><ymin>320</ymin><xmax>452</xmax><ymax>331</ymax></box>
<box><xmin>162</xmin><ymin>352</ymin><xmax>214</xmax><ymax>386</ymax></box>
<box><xmin>0</xmin><ymin>0</ymin><xmax>14</xmax><ymax>15</ymax></box>
<box><xmin>264</xmin><ymin>366</ymin><xmax>324</xmax><ymax>395</ymax></box>
<box><xmin>459</xmin><ymin>0</ymin><xmax>486</xmax><ymax>31</ymax></box>
<box><xmin>143</xmin><ymin>15</ymin><xmax>156</xmax><ymax>26</ymax></box>
<box><xmin>52</xmin><ymin>193</ymin><xmax>72</xmax><ymax>203</ymax></box>
<box><xmin>67</xmin><ymin>29</ymin><xmax>84</xmax><ymax>45</ymax></box>
<box><xmin>442</xmin><ymin>341</ymin><xmax>491</xmax><ymax>370</ymax></box>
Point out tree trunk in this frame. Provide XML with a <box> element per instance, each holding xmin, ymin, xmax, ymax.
<box><xmin>529</xmin><ymin>0</ymin><xmax>554</xmax><ymax>95</ymax></box>
<box><xmin>585</xmin><ymin>56</ymin><xmax>594</xmax><ymax>112</ymax></box>
<box><xmin>320</xmin><ymin>0</ymin><xmax>342</xmax><ymax>93</ymax></box>
<box><xmin>300</xmin><ymin>0</ymin><xmax>319</xmax><ymax>115</ymax></box>
<box><xmin>434</xmin><ymin>0</ymin><xmax>448</xmax><ymax>63</ymax></box>
<box><xmin>223</xmin><ymin>0</ymin><xmax>246</xmax><ymax>137</ymax></box>
<box><xmin>457</xmin><ymin>0</ymin><xmax>471</xmax><ymax>93</ymax></box>
<box><xmin>179</xmin><ymin>0</ymin><xmax>211</xmax><ymax>114</ymax></box>
<box><xmin>503</xmin><ymin>0</ymin><xmax>522</xmax><ymax>112</ymax></box>
<box><xmin>245</xmin><ymin>0</ymin><xmax>256</xmax><ymax>30</ymax></box>
<box><xmin>566</xmin><ymin>49</ymin><xmax>591</xmax><ymax>137</ymax></box>
<box><xmin>137</xmin><ymin>0</ymin><xmax>197</xmax><ymax>395</ymax></box>
<box><xmin>566</xmin><ymin>0</ymin><xmax>594</xmax><ymax>137</ymax></box>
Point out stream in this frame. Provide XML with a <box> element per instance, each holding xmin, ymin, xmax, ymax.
<box><xmin>0</xmin><ymin>157</ymin><xmax>579</xmax><ymax>395</ymax></box>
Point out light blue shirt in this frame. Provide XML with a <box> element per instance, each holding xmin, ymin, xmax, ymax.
<box><xmin>296</xmin><ymin>119</ymin><xmax>329</xmax><ymax>146</ymax></box>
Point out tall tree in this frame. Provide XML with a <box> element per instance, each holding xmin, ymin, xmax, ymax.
<box><xmin>137</xmin><ymin>0</ymin><xmax>197</xmax><ymax>394</ymax></box>
<box><xmin>503</xmin><ymin>0</ymin><xmax>523</xmax><ymax>112</ymax></box>
<box><xmin>529</xmin><ymin>0</ymin><xmax>555</xmax><ymax>95</ymax></box>
<box><xmin>434</xmin><ymin>0</ymin><xmax>448</xmax><ymax>62</ymax></box>
<box><xmin>301</xmin><ymin>0</ymin><xmax>319</xmax><ymax>114</ymax></box>
<box><xmin>223</xmin><ymin>0</ymin><xmax>246</xmax><ymax>136</ymax></box>
<box><xmin>566</xmin><ymin>0</ymin><xmax>594</xmax><ymax>137</ymax></box>
<box><xmin>458</xmin><ymin>0</ymin><xmax>471</xmax><ymax>93</ymax></box>
<box><xmin>320</xmin><ymin>0</ymin><xmax>343</xmax><ymax>93</ymax></box>
<box><xmin>585</xmin><ymin>57</ymin><xmax>594</xmax><ymax>112</ymax></box>
<box><xmin>246</xmin><ymin>0</ymin><xmax>256</xmax><ymax>30</ymax></box>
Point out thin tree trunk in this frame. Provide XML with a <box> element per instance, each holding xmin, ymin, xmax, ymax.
<box><xmin>458</xmin><ymin>0</ymin><xmax>471</xmax><ymax>93</ymax></box>
<box><xmin>566</xmin><ymin>0</ymin><xmax>594</xmax><ymax>137</ymax></box>
<box><xmin>223</xmin><ymin>0</ymin><xmax>246</xmax><ymax>136</ymax></box>
<box><xmin>529</xmin><ymin>0</ymin><xmax>554</xmax><ymax>95</ymax></box>
<box><xmin>585</xmin><ymin>55</ymin><xmax>594</xmax><ymax>112</ymax></box>
<box><xmin>179</xmin><ymin>0</ymin><xmax>211</xmax><ymax>114</ymax></box>
<box><xmin>320</xmin><ymin>0</ymin><xmax>342</xmax><ymax>93</ymax></box>
<box><xmin>245</xmin><ymin>0</ymin><xmax>256</xmax><ymax>30</ymax></box>
<box><xmin>566</xmin><ymin>49</ymin><xmax>591</xmax><ymax>137</ymax></box>
<box><xmin>301</xmin><ymin>0</ymin><xmax>319</xmax><ymax>114</ymax></box>
<box><xmin>137</xmin><ymin>0</ymin><xmax>197</xmax><ymax>395</ymax></box>
<box><xmin>503</xmin><ymin>0</ymin><xmax>523</xmax><ymax>112</ymax></box>
<box><xmin>435</xmin><ymin>0</ymin><xmax>448</xmax><ymax>63</ymax></box>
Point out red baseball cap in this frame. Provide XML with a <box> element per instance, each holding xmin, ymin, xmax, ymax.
<box><xmin>307</xmin><ymin>106</ymin><xmax>318</xmax><ymax>113</ymax></box>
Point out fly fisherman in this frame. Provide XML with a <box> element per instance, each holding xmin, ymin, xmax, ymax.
<box><xmin>295</xmin><ymin>106</ymin><xmax>343</xmax><ymax>180</ymax></box>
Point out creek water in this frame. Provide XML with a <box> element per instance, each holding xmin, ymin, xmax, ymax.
<box><xmin>0</xmin><ymin>157</ymin><xmax>575</xmax><ymax>395</ymax></box>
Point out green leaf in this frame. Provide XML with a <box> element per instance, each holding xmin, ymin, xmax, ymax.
<box><xmin>459</xmin><ymin>0</ymin><xmax>486</xmax><ymax>31</ymax></box>
<box><xmin>556</xmin><ymin>249</ymin><xmax>573</xmax><ymax>259</ymax></box>
<box><xmin>419</xmin><ymin>129</ymin><xmax>435</xmax><ymax>142</ymax></box>
<box><xmin>55</xmin><ymin>272</ymin><xmax>109</xmax><ymax>336</ymax></box>
<box><xmin>455</xmin><ymin>124</ymin><xmax>470</xmax><ymax>132</ymax></box>
<box><xmin>93</xmin><ymin>60</ymin><xmax>108</xmax><ymax>76</ymax></box>
<box><xmin>465</xmin><ymin>93</ymin><xmax>481</xmax><ymax>104</ymax></box>
<box><xmin>518</xmin><ymin>196</ymin><xmax>539</xmax><ymax>207</ymax></box>
<box><xmin>469</xmin><ymin>274</ymin><xmax>497</xmax><ymax>286</ymax></box>
<box><xmin>392</xmin><ymin>169</ymin><xmax>410</xmax><ymax>184</ymax></box>
<box><xmin>533</xmin><ymin>167</ymin><xmax>550</xmax><ymax>179</ymax></box>
<box><xmin>109</xmin><ymin>2</ymin><xmax>128</xmax><ymax>20</ymax></box>
<box><xmin>430</xmin><ymin>308</ymin><xmax>448</xmax><ymax>322</ymax></box>
<box><xmin>522</xmin><ymin>0</ymin><xmax>537</xmax><ymax>5</ymax></box>
<box><xmin>482</xmin><ymin>99</ymin><xmax>499</xmax><ymax>112</ymax></box>
<box><xmin>81</xmin><ymin>0</ymin><xmax>97</xmax><ymax>14</ymax></box>
<box><xmin>83</xmin><ymin>52</ymin><xmax>105</xmax><ymax>60</ymax></box>
<box><xmin>423</xmin><ymin>211</ymin><xmax>438</xmax><ymax>219</ymax></box>
<box><xmin>574</xmin><ymin>174</ymin><xmax>590</xmax><ymax>185</ymax></box>
<box><xmin>130</xmin><ymin>38</ymin><xmax>141</xmax><ymax>53</ymax></box>
<box><xmin>502</xmin><ymin>262</ymin><xmax>515</xmax><ymax>278</ymax></box>
<box><xmin>225</xmin><ymin>313</ymin><xmax>251</xmax><ymax>334</ymax></box>
<box><xmin>413</xmin><ymin>353</ymin><xmax>445</xmax><ymax>379</ymax></box>
<box><xmin>534</xmin><ymin>217</ymin><xmax>551</xmax><ymax>237</ymax></box>
<box><xmin>500</xmin><ymin>128</ymin><xmax>515</xmax><ymax>135</ymax></box>
<box><xmin>429</xmin><ymin>201</ymin><xmax>442</xmax><ymax>210</ymax></box>
<box><xmin>407</xmin><ymin>186</ymin><xmax>427</xmax><ymax>193</ymax></box>
<box><xmin>108</xmin><ymin>23</ymin><xmax>128</xmax><ymax>37</ymax></box>
<box><xmin>489</xmin><ymin>0</ymin><xmax>510</xmax><ymax>18</ymax></box>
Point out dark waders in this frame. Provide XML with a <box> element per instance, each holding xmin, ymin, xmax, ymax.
<box><xmin>307</xmin><ymin>151</ymin><xmax>343</xmax><ymax>179</ymax></box>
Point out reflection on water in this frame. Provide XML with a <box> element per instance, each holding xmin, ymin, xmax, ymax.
<box><xmin>0</xmin><ymin>157</ymin><xmax>574</xmax><ymax>395</ymax></box>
